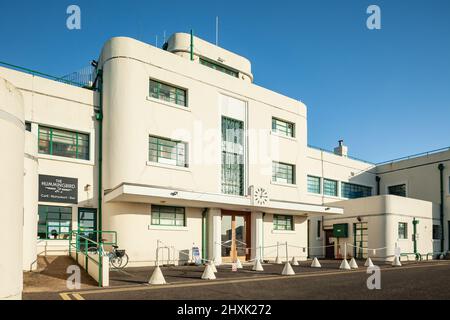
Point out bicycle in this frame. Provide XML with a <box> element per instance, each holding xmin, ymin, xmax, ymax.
<box><xmin>88</xmin><ymin>243</ymin><xmax>129</xmax><ymax>270</ymax></box>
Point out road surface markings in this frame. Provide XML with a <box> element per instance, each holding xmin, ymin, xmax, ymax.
<box><xmin>60</xmin><ymin>261</ymin><xmax>450</xmax><ymax>300</ymax></box>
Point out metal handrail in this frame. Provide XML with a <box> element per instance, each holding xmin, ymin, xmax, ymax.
<box><xmin>376</xmin><ymin>147</ymin><xmax>450</xmax><ymax>166</ymax></box>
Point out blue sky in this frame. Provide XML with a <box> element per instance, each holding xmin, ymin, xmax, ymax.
<box><xmin>1</xmin><ymin>0</ymin><xmax>449</xmax><ymax>163</ymax></box>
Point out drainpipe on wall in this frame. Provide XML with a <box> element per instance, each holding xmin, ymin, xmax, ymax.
<box><xmin>376</xmin><ymin>176</ymin><xmax>381</xmax><ymax>196</ymax></box>
<box><xmin>438</xmin><ymin>164</ymin><xmax>445</xmax><ymax>253</ymax></box>
<box><xmin>412</xmin><ymin>218</ymin><xmax>419</xmax><ymax>255</ymax></box>
<box><xmin>95</xmin><ymin>69</ymin><xmax>104</xmax><ymax>239</ymax></box>
<box><xmin>190</xmin><ymin>30</ymin><xmax>194</xmax><ymax>61</ymax></box>
<box><xmin>202</xmin><ymin>208</ymin><xmax>208</xmax><ymax>261</ymax></box>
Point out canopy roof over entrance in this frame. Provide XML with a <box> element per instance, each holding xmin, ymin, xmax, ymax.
<box><xmin>105</xmin><ymin>183</ymin><xmax>343</xmax><ymax>216</ymax></box>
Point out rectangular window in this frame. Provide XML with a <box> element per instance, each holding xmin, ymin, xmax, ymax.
<box><xmin>323</xmin><ymin>179</ymin><xmax>338</xmax><ymax>197</ymax></box>
<box><xmin>37</xmin><ymin>205</ymin><xmax>72</xmax><ymax>240</ymax></box>
<box><xmin>273</xmin><ymin>162</ymin><xmax>295</xmax><ymax>184</ymax></box>
<box><xmin>273</xmin><ymin>215</ymin><xmax>294</xmax><ymax>231</ymax></box>
<box><xmin>200</xmin><ymin>58</ymin><xmax>239</xmax><ymax>78</ymax></box>
<box><xmin>151</xmin><ymin>205</ymin><xmax>186</xmax><ymax>227</ymax></box>
<box><xmin>307</xmin><ymin>175</ymin><xmax>321</xmax><ymax>194</ymax></box>
<box><xmin>25</xmin><ymin>121</ymin><xmax>31</xmax><ymax>132</ymax></box>
<box><xmin>222</xmin><ymin>117</ymin><xmax>244</xmax><ymax>195</ymax></box>
<box><xmin>149</xmin><ymin>79</ymin><xmax>187</xmax><ymax>107</ymax></box>
<box><xmin>433</xmin><ymin>224</ymin><xmax>441</xmax><ymax>240</ymax></box>
<box><xmin>341</xmin><ymin>182</ymin><xmax>372</xmax><ymax>199</ymax></box>
<box><xmin>272</xmin><ymin>117</ymin><xmax>295</xmax><ymax>138</ymax></box>
<box><xmin>38</xmin><ymin>126</ymin><xmax>89</xmax><ymax>160</ymax></box>
<box><xmin>398</xmin><ymin>222</ymin><xmax>408</xmax><ymax>240</ymax></box>
<box><xmin>149</xmin><ymin>136</ymin><xmax>187</xmax><ymax>167</ymax></box>
<box><xmin>388</xmin><ymin>184</ymin><xmax>406</xmax><ymax>197</ymax></box>
<box><xmin>317</xmin><ymin>220</ymin><xmax>322</xmax><ymax>238</ymax></box>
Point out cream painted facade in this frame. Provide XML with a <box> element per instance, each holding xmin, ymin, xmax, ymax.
<box><xmin>0</xmin><ymin>32</ymin><xmax>448</xmax><ymax>299</ymax></box>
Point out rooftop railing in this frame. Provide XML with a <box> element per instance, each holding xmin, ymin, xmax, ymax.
<box><xmin>0</xmin><ymin>60</ymin><xmax>95</xmax><ymax>90</ymax></box>
<box><xmin>376</xmin><ymin>146</ymin><xmax>450</xmax><ymax>166</ymax></box>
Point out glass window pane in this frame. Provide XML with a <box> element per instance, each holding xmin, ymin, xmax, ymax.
<box><xmin>307</xmin><ymin>176</ymin><xmax>321</xmax><ymax>194</ymax></box>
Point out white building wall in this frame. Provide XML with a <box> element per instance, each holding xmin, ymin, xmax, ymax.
<box><xmin>0</xmin><ymin>77</ymin><xmax>24</xmax><ymax>300</ymax></box>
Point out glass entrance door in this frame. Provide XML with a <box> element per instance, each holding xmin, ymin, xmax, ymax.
<box><xmin>78</xmin><ymin>208</ymin><xmax>97</xmax><ymax>242</ymax></box>
<box><xmin>221</xmin><ymin>212</ymin><xmax>249</xmax><ymax>262</ymax></box>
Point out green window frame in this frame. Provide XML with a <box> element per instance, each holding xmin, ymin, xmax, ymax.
<box><xmin>341</xmin><ymin>182</ymin><xmax>372</xmax><ymax>199</ymax></box>
<box><xmin>398</xmin><ymin>222</ymin><xmax>408</xmax><ymax>240</ymax></box>
<box><xmin>272</xmin><ymin>162</ymin><xmax>295</xmax><ymax>184</ymax></box>
<box><xmin>38</xmin><ymin>126</ymin><xmax>89</xmax><ymax>160</ymax></box>
<box><xmin>221</xmin><ymin>116</ymin><xmax>244</xmax><ymax>195</ymax></box>
<box><xmin>149</xmin><ymin>79</ymin><xmax>187</xmax><ymax>107</ymax></box>
<box><xmin>272</xmin><ymin>117</ymin><xmax>295</xmax><ymax>138</ymax></box>
<box><xmin>38</xmin><ymin>205</ymin><xmax>72</xmax><ymax>240</ymax></box>
<box><xmin>199</xmin><ymin>58</ymin><xmax>239</xmax><ymax>78</ymax></box>
<box><xmin>151</xmin><ymin>205</ymin><xmax>186</xmax><ymax>227</ymax></box>
<box><xmin>323</xmin><ymin>179</ymin><xmax>338</xmax><ymax>197</ymax></box>
<box><xmin>388</xmin><ymin>184</ymin><xmax>406</xmax><ymax>197</ymax></box>
<box><xmin>149</xmin><ymin>136</ymin><xmax>187</xmax><ymax>168</ymax></box>
<box><xmin>273</xmin><ymin>215</ymin><xmax>294</xmax><ymax>231</ymax></box>
<box><xmin>307</xmin><ymin>175</ymin><xmax>321</xmax><ymax>194</ymax></box>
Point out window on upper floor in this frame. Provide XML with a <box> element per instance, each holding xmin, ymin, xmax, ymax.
<box><xmin>341</xmin><ymin>182</ymin><xmax>372</xmax><ymax>199</ymax></box>
<box><xmin>149</xmin><ymin>79</ymin><xmax>187</xmax><ymax>107</ymax></box>
<box><xmin>25</xmin><ymin>121</ymin><xmax>32</xmax><ymax>132</ymax></box>
<box><xmin>149</xmin><ymin>135</ymin><xmax>188</xmax><ymax>168</ymax></box>
<box><xmin>398</xmin><ymin>222</ymin><xmax>408</xmax><ymax>240</ymax></box>
<box><xmin>388</xmin><ymin>184</ymin><xmax>406</xmax><ymax>197</ymax></box>
<box><xmin>307</xmin><ymin>175</ymin><xmax>321</xmax><ymax>194</ymax></box>
<box><xmin>323</xmin><ymin>179</ymin><xmax>338</xmax><ymax>197</ymax></box>
<box><xmin>38</xmin><ymin>126</ymin><xmax>90</xmax><ymax>160</ymax></box>
<box><xmin>272</xmin><ymin>117</ymin><xmax>295</xmax><ymax>138</ymax></box>
<box><xmin>272</xmin><ymin>162</ymin><xmax>295</xmax><ymax>185</ymax></box>
<box><xmin>151</xmin><ymin>205</ymin><xmax>186</xmax><ymax>227</ymax></box>
<box><xmin>273</xmin><ymin>215</ymin><xmax>294</xmax><ymax>231</ymax></box>
<box><xmin>199</xmin><ymin>58</ymin><xmax>239</xmax><ymax>78</ymax></box>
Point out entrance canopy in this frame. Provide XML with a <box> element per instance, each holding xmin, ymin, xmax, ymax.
<box><xmin>104</xmin><ymin>183</ymin><xmax>343</xmax><ymax>217</ymax></box>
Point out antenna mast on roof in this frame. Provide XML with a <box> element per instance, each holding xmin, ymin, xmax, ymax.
<box><xmin>216</xmin><ymin>16</ymin><xmax>219</xmax><ymax>46</ymax></box>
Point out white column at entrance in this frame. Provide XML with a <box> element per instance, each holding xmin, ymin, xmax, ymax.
<box><xmin>208</xmin><ymin>208</ymin><xmax>222</xmax><ymax>265</ymax></box>
<box><xmin>251</xmin><ymin>212</ymin><xmax>263</xmax><ymax>261</ymax></box>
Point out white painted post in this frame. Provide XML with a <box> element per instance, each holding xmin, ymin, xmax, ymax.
<box><xmin>285</xmin><ymin>241</ymin><xmax>288</xmax><ymax>263</ymax></box>
<box><xmin>344</xmin><ymin>242</ymin><xmax>347</xmax><ymax>259</ymax></box>
<box><xmin>156</xmin><ymin>240</ymin><xmax>160</xmax><ymax>267</ymax></box>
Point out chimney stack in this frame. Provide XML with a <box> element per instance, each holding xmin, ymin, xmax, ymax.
<box><xmin>334</xmin><ymin>140</ymin><xmax>348</xmax><ymax>157</ymax></box>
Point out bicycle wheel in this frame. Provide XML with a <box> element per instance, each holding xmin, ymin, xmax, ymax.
<box><xmin>120</xmin><ymin>253</ymin><xmax>129</xmax><ymax>269</ymax></box>
<box><xmin>110</xmin><ymin>256</ymin><xmax>123</xmax><ymax>269</ymax></box>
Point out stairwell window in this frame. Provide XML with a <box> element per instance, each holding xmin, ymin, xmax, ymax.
<box><xmin>272</xmin><ymin>117</ymin><xmax>295</xmax><ymax>138</ymax></box>
<box><xmin>272</xmin><ymin>162</ymin><xmax>295</xmax><ymax>184</ymax></box>
<box><xmin>398</xmin><ymin>222</ymin><xmax>408</xmax><ymax>240</ymax></box>
<box><xmin>149</xmin><ymin>136</ymin><xmax>187</xmax><ymax>168</ymax></box>
<box><xmin>149</xmin><ymin>79</ymin><xmax>187</xmax><ymax>107</ymax></box>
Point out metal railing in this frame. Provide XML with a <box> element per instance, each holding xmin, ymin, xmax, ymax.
<box><xmin>376</xmin><ymin>146</ymin><xmax>450</xmax><ymax>166</ymax></box>
<box><xmin>307</xmin><ymin>144</ymin><xmax>375</xmax><ymax>165</ymax></box>
<box><xmin>0</xmin><ymin>60</ymin><xmax>96</xmax><ymax>89</ymax></box>
<box><xmin>69</xmin><ymin>230</ymin><xmax>117</xmax><ymax>287</ymax></box>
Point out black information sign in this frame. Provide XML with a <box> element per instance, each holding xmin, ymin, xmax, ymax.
<box><xmin>39</xmin><ymin>175</ymin><xmax>78</xmax><ymax>204</ymax></box>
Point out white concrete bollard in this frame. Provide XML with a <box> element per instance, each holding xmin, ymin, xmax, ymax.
<box><xmin>339</xmin><ymin>259</ymin><xmax>351</xmax><ymax>270</ymax></box>
<box><xmin>201</xmin><ymin>263</ymin><xmax>217</xmax><ymax>280</ymax></box>
<box><xmin>148</xmin><ymin>266</ymin><xmax>166</xmax><ymax>285</ymax></box>
<box><xmin>235</xmin><ymin>258</ymin><xmax>243</xmax><ymax>269</ymax></box>
<box><xmin>291</xmin><ymin>256</ymin><xmax>299</xmax><ymax>266</ymax></box>
<box><xmin>392</xmin><ymin>256</ymin><xmax>402</xmax><ymax>267</ymax></box>
<box><xmin>252</xmin><ymin>259</ymin><xmax>264</xmax><ymax>271</ymax></box>
<box><xmin>281</xmin><ymin>262</ymin><xmax>295</xmax><ymax>275</ymax></box>
<box><xmin>349</xmin><ymin>257</ymin><xmax>358</xmax><ymax>269</ymax></box>
<box><xmin>364</xmin><ymin>257</ymin><xmax>374</xmax><ymax>267</ymax></box>
<box><xmin>311</xmin><ymin>257</ymin><xmax>321</xmax><ymax>268</ymax></box>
